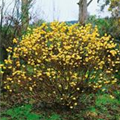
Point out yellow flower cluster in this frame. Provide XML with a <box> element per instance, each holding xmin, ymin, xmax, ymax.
<box><xmin>2</xmin><ymin>22</ymin><xmax>120</xmax><ymax>109</ymax></box>
<box><xmin>0</xmin><ymin>64</ymin><xmax>4</xmax><ymax>74</ymax></box>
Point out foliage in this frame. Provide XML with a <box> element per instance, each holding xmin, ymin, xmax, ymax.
<box><xmin>1</xmin><ymin>104</ymin><xmax>41</xmax><ymax>120</ymax></box>
<box><xmin>88</xmin><ymin>94</ymin><xmax>120</xmax><ymax>119</ymax></box>
<box><xmin>32</xmin><ymin>19</ymin><xmax>46</xmax><ymax>27</ymax></box>
<box><xmin>1</xmin><ymin>22</ymin><xmax>120</xmax><ymax>109</ymax></box>
<box><xmin>87</xmin><ymin>16</ymin><xmax>110</xmax><ymax>36</ymax></box>
<box><xmin>0</xmin><ymin>16</ymin><xmax>23</xmax><ymax>62</ymax></box>
<box><xmin>1</xmin><ymin>93</ymin><xmax>120</xmax><ymax>120</ymax></box>
<box><xmin>108</xmin><ymin>0</ymin><xmax>120</xmax><ymax>17</ymax></box>
<box><xmin>98</xmin><ymin>0</ymin><xmax>120</xmax><ymax>17</ymax></box>
<box><xmin>87</xmin><ymin>16</ymin><xmax>120</xmax><ymax>40</ymax></box>
<box><xmin>1</xmin><ymin>104</ymin><xmax>62</xmax><ymax>120</ymax></box>
<box><xmin>98</xmin><ymin>0</ymin><xmax>120</xmax><ymax>39</ymax></box>
<box><xmin>62</xmin><ymin>93</ymin><xmax>120</xmax><ymax>119</ymax></box>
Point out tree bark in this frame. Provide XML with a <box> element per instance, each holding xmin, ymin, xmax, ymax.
<box><xmin>78</xmin><ymin>0</ymin><xmax>88</xmax><ymax>25</ymax></box>
<box><xmin>21</xmin><ymin>0</ymin><xmax>29</xmax><ymax>31</ymax></box>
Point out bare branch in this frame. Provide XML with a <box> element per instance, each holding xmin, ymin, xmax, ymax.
<box><xmin>87</xmin><ymin>0</ymin><xmax>93</xmax><ymax>6</ymax></box>
<box><xmin>97</xmin><ymin>0</ymin><xmax>100</xmax><ymax>3</ymax></box>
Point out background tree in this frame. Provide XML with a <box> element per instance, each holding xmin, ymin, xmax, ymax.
<box><xmin>98</xmin><ymin>0</ymin><xmax>120</xmax><ymax>17</ymax></box>
<box><xmin>108</xmin><ymin>0</ymin><xmax>120</xmax><ymax>17</ymax></box>
<box><xmin>0</xmin><ymin>0</ymin><xmax>37</xmax><ymax>63</ymax></box>
<box><xmin>0</xmin><ymin>0</ymin><xmax>5</xmax><ymax>63</ymax></box>
<box><xmin>21</xmin><ymin>0</ymin><xmax>32</xmax><ymax>31</ymax></box>
<box><xmin>77</xmin><ymin>0</ymin><xmax>93</xmax><ymax>25</ymax></box>
<box><xmin>97</xmin><ymin>0</ymin><xmax>120</xmax><ymax>39</ymax></box>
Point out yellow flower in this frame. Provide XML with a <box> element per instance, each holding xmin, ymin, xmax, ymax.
<box><xmin>29</xmin><ymin>87</ymin><xmax>33</xmax><ymax>91</ymax></box>
<box><xmin>77</xmin><ymin>88</ymin><xmax>80</xmax><ymax>91</ymax></box>
<box><xmin>110</xmin><ymin>95</ymin><xmax>115</xmax><ymax>99</ymax></box>
<box><xmin>112</xmin><ymin>79</ymin><xmax>117</xmax><ymax>84</ymax></box>
<box><xmin>72</xmin><ymin>97</ymin><xmax>76</xmax><ymax>100</ymax></box>
<box><xmin>70</xmin><ymin>106</ymin><xmax>73</xmax><ymax>109</ymax></box>
<box><xmin>13</xmin><ymin>38</ymin><xmax>18</xmax><ymax>44</ymax></box>
<box><xmin>74</xmin><ymin>103</ymin><xmax>78</xmax><ymax>106</ymax></box>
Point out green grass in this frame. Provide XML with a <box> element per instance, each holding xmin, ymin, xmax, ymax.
<box><xmin>1</xmin><ymin>93</ymin><xmax>120</xmax><ymax>120</ymax></box>
<box><xmin>0</xmin><ymin>104</ymin><xmax>62</xmax><ymax>120</ymax></box>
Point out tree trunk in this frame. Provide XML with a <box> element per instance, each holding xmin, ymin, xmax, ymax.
<box><xmin>21</xmin><ymin>0</ymin><xmax>29</xmax><ymax>31</ymax></box>
<box><xmin>78</xmin><ymin>0</ymin><xmax>88</xmax><ymax>25</ymax></box>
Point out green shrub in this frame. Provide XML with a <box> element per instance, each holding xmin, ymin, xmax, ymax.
<box><xmin>2</xmin><ymin>22</ymin><xmax>120</xmax><ymax>109</ymax></box>
<box><xmin>87</xmin><ymin>16</ymin><xmax>120</xmax><ymax>40</ymax></box>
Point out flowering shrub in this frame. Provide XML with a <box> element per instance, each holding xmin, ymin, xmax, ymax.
<box><xmin>1</xmin><ymin>22</ymin><xmax>120</xmax><ymax>109</ymax></box>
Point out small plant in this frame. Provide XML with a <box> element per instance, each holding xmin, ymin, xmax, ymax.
<box><xmin>1</xmin><ymin>104</ymin><xmax>42</xmax><ymax>120</ymax></box>
<box><xmin>1</xmin><ymin>104</ymin><xmax>63</xmax><ymax>120</ymax></box>
<box><xmin>87</xmin><ymin>94</ymin><xmax>120</xmax><ymax>120</ymax></box>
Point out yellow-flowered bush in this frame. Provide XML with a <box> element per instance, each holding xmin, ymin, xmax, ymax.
<box><xmin>2</xmin><ymin>22</ymin><xmax>120</xmax><ymax>109</ymax></box>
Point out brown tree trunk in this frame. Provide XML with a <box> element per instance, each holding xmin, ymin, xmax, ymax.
<box><xmin>21</xmin><ymin>0</ymin><xmax>29</xmax><ymax>31</ymax></box>
<box><xmin>78</xmin><ymin>0</ymin><xmax>88</xmax><ymax>25</ymax></box>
